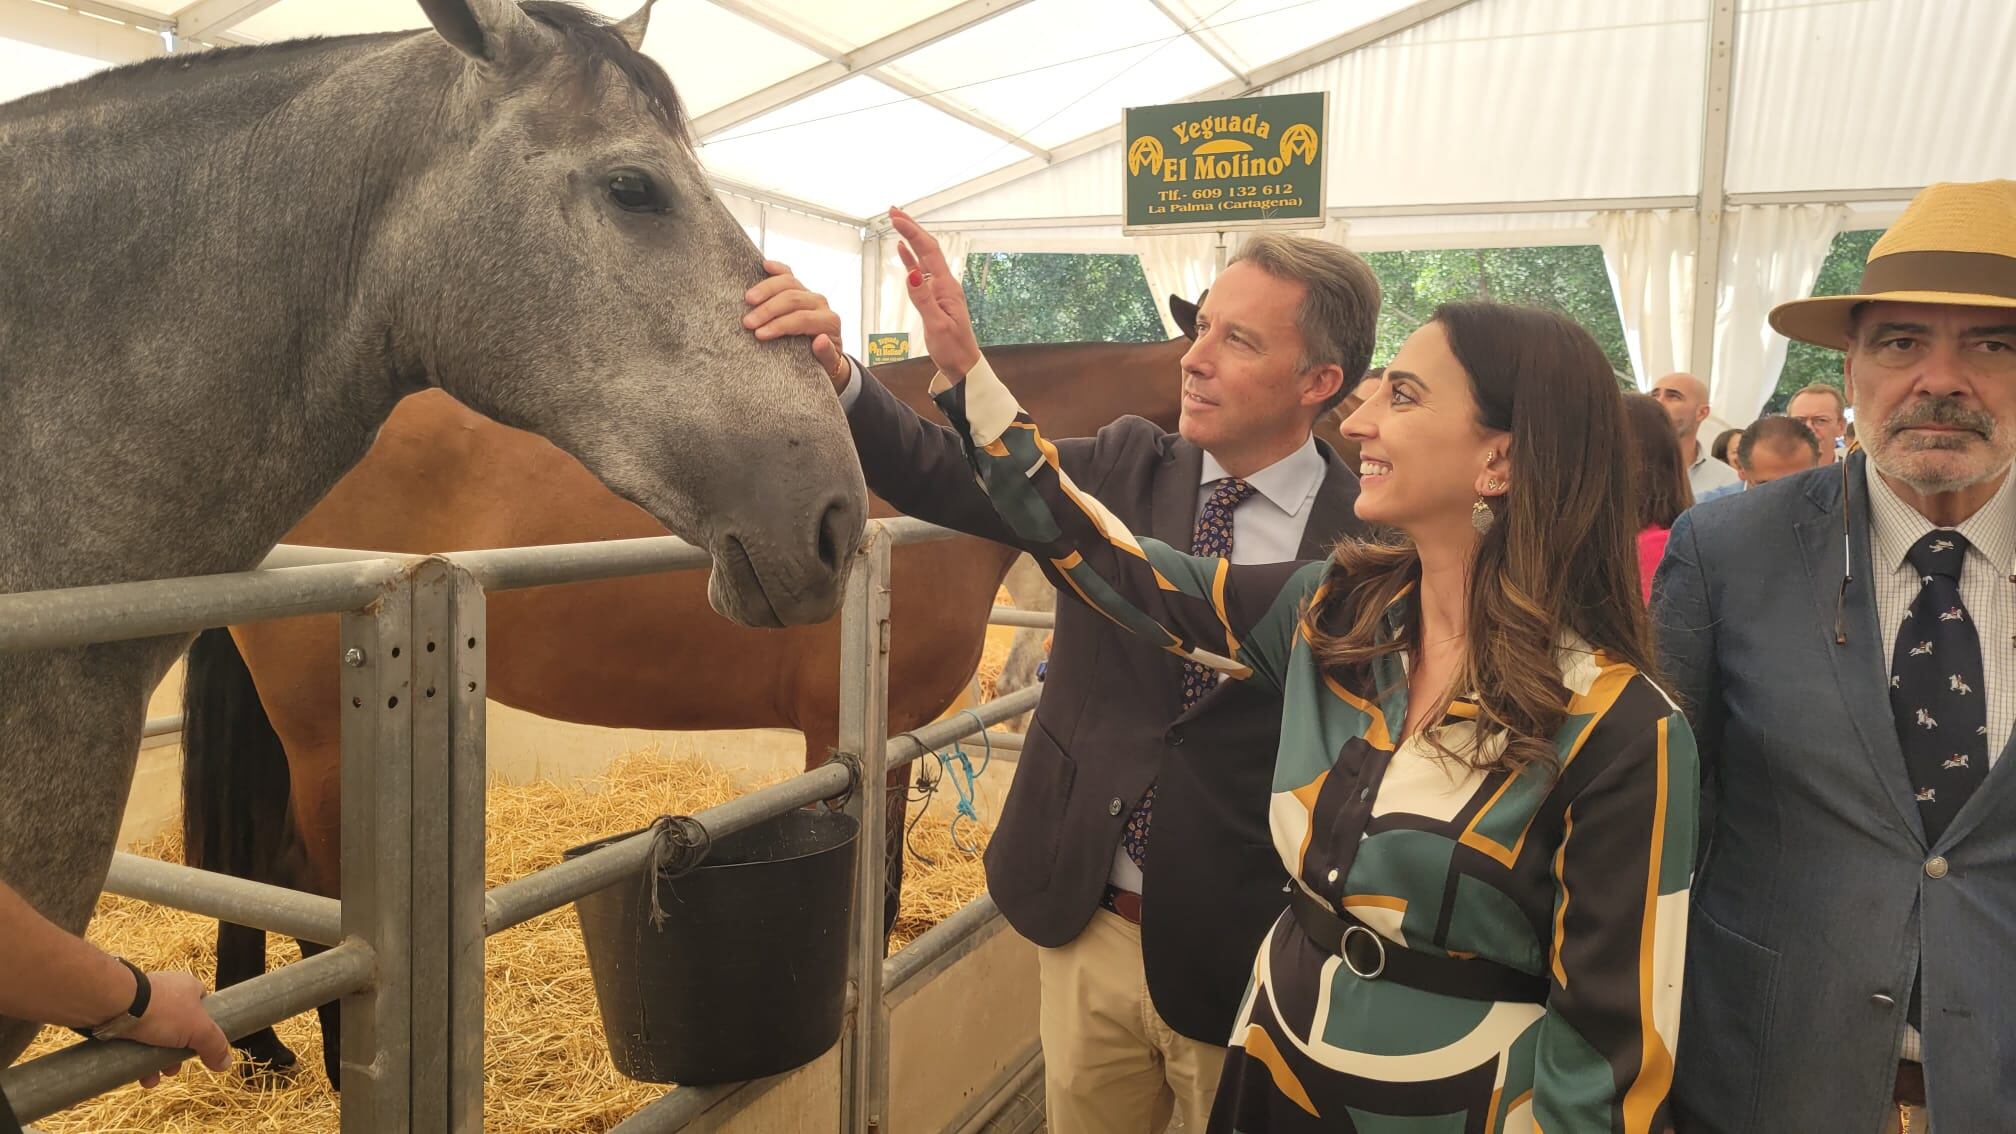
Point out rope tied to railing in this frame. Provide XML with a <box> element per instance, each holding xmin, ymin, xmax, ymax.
<box><xmin>903</xmin><ymin>710</ymin><xmax>996</xmax><ymax>864</ymax></box>
<box><xmin>821</xmin><ymin>750</ymin><xmax>863</xmax><ymax>811</ymax></box>
<box><xmin>641</xmin><ymin>814</ymin><xmax>713</xmax><ymax>928</ymax></box>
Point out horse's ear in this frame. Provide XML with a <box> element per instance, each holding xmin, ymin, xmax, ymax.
<box><xmin>1169</xmin><ymin>290</ymin><xmax>1205</xmax><ymax>341</ymax></box>
<box><xmin>614</xmin><ymin>0</ymin><xmax>656</xmax><ymax>49</ymax></box>
<box><xmin>418</xmin><ymin>0</ymin><xmax>536</xmax><ymax>64</ymax></box>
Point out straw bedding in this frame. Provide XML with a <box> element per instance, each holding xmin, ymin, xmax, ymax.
<box><xmin>21</xmin><ymin>748</ymin><xmax>1000</xmax><ymax>1133</ymax></box>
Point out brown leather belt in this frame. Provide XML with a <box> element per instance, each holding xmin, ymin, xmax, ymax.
<box><xmin>1099</xmin><ymin>884</ymin><xmax>1143</xmax><ymax>924</ymax></box>
<box><xmin>1895</xmin><ymin>1060</ymin><xmax>1926</xmax><ymax>1107</ymax></box>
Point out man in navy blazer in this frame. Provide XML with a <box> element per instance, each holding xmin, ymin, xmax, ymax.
<box><xmin>1655</xmin><ymin>180</ymin><xmax>2016</xmax><ymax>1133</ymax></box>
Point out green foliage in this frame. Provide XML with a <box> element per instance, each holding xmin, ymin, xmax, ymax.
<box><xmin>954</xmin><ymin>233</ymin><xmax>1889</xmax><ymax>410</ymax></box>
<box><xmin>958</xmin><ymin>245</ymin><xmax>1636</xmax><ymax>387</ymax></box>
<box><xmin>1768</xmin><ymin>228</ymin><xmax>1883</xmax><ymax>410</ymax></box>
<box><xmin>1362</xmin><ymin>246</ymin><xmax>1633</xmax><ymax>381</ymax></box>
<box><xmin>964</xmin><ymin>252</ymin><xmax>1167</xmax><ymax>346</ymax></box>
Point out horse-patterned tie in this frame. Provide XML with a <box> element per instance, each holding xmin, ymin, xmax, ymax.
<box><xmin>1121</xmin><ymin>476</ymin><xmax>1257</xmax><ymax>868</ymax></box>
<box><xmin>1889</xmin><ymin>529</ymin><xmax>1989</xmax><ymax>846</ymax></box>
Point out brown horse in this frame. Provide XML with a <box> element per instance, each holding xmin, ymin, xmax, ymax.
<box><xmin>182</xmin><ymin>334</ymin><xmax>1190</xmax><ymax>1080</ymax></box>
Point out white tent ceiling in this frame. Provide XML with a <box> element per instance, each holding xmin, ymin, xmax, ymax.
<box><xmin>16</xmin><ymin>0</ymin><xmax>2008</xmax><ymax>226</ymax></box>
<box><xmin>4</xmin><ymin>0</ymin><xmax>2013</xmax><ymax>418</ymax></box>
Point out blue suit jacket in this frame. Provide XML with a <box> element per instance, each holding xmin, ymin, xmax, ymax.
<box><xmin>1653</xmin><ymin>451</ymin><xmax>2016</xmax><ymax>1132</ymax></box>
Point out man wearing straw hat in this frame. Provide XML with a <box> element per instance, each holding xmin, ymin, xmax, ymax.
<box><xmin>1654</xmin><ymin>180</ymin><xmax>2016</xmax><ymax>1133</ymax></box>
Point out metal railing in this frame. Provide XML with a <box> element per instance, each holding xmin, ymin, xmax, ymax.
<box><xmin>0</xmin><ymin>519</ymin><xmax>1044</xmax><ymax>1133</ymax></box>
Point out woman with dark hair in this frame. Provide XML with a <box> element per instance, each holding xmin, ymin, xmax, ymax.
<box><xmin>891</xmin><ymin>213</ymin><xmax>1695</xmax><ymax>1134</ymax></box>
<box><xmin>1626</xmin><ymin>392</ymin><xmax>1695</xmax><ymax>602</ymax></box>
<box><xmin>1710</xmin><ymin>426</ymin><xmax>1742</xmax><ymax>467</ymax></box>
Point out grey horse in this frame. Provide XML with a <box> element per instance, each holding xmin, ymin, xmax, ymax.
<box><xmin>0</xmin><ymin>0</ymin><xmax>866</xmax><ymax>1069</ymax></box>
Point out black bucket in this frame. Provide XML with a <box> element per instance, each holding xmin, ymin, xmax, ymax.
<box><xmin>565</xmin><ymin>808</ymin><xmax>858</xmax><ymax>1085</ymax></box>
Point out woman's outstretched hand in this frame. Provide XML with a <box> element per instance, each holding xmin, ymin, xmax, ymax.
<box><xmin>888</xmin><ymin>207</ymin><xmax>982</xmax><ymax>381</ymax></box>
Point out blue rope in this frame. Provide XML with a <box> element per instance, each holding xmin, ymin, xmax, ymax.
<box><xmin>942</xmin><ymin>710</ymin><xmax>994</xmax><ymax>855</ymax></box>
<box><xmin>901</xmin><ymin>711</ymin><xmax>1006</xmax><ymax>863</ymax></box>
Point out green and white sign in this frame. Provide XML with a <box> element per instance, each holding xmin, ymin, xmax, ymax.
<box><xmin>1122</xmin><ymin>92</ymin><xmax>1327</xmax><ymax>235</ymax></box>
<box><xmin>865</xmin><ymin>333</ymin><xmax>910</xmax><ymax>366</ymax></box>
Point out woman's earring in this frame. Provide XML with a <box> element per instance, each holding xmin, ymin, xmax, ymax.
<box><xmin>1471</xmin><ymin>497</ymin><xmax>1496</xmax><ymax>533</ymax></box>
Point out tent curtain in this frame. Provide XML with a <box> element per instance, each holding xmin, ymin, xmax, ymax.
<box><xmin>1134</xmin><ymin>233</ymin><xmax>1221</xmax><ymax>337</ymax></box>
<box><xmin>868</xmin><ymin>231</ymin><xmax>972</xmax><ymax>359</ymax></box>
<box><xmin>1710</xmin><ymin>203</ymin><xmax>1850</xmax><ymax>423</ymax></box>
<box><xmin>1594</xmin><ymin>208</ymin><xmax>1698</xmax><ymax>388</ymax></box>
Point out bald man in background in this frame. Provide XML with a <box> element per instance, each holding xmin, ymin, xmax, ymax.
<box><xmin>1653</xmin><ymin>371</ymin><xmax>1742</xmax><ymax>496</ymax></box>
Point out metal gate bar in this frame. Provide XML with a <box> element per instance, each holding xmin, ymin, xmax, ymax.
<box><xmin>0</xmin><ymin>517</ymin><xmax>1048</xmax><ymax>1132</ymax></box>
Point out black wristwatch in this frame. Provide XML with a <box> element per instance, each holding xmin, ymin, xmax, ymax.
<box><xmin>73</xmin><ymin>956</ymin><xmax>150</xmax><ymax>1042</ymax></box>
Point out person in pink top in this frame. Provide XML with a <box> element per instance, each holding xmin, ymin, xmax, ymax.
<box><xmin>1625</xmin><ymin>393</ymin><xmax>1694</xmax><ymax>602</ymax></box>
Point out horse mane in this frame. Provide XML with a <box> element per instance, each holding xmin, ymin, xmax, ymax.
<box><xmin>3</xmin><ymin>2</ymin><xmax>690</xmax><ymax>148</ymax></box>
<box><xmin>520</xmin><ymin>2</ymin><xmax>691</xmax><ymax>147</ymax></box>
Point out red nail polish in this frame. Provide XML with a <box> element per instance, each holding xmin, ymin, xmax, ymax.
<box><xmin>908</xmin><ymin>269</ymin><xmax>923</xmax><ymax>288</ymax></box>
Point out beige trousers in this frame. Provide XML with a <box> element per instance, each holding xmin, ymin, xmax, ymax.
<box><xmin>1036</xmin><ymin>908</ymin><xmax>1229</xmax><ymax>1134</ymax></box>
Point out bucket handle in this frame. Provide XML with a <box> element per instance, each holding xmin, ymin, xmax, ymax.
<box><xmin>642</xmin><ymin>814</ymin><xmax>713</xmax><ymax>928</ymax></box>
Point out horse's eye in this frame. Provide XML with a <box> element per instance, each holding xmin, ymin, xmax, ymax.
<box><xmin>608</xmin><ymin>169</ymin><xmax>663</xmax><ymax>213</ymax></box>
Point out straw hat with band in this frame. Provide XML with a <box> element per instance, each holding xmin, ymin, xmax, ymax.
<box><xmin>1770</xmin><ymin>179</ymin><xmax>2016</xmax><ymax>351</ymax></box>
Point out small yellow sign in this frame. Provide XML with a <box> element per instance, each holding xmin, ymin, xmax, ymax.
<box><xmin>866</xmin><ymin>333</ymin><xmax>910</xmax><ymax>366</ymax></box>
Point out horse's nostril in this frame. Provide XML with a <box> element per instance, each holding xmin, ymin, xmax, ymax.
<box><xmin>818</xmin><ymin>497</ymin><xmax>859</xmax><ymax>576</ymax></box>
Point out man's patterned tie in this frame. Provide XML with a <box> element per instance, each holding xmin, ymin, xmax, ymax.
<box><xmin>1121</xmin><ymin>477</ymin><xmax>1257</xmax><ymax>868</ymax></box>
<box><xmin>1889</xmin><ymin>529</ymin><xmax>1990</xmax><ymax>1031</ymax></box>
<box><xmin>1889</xmin><ymin>529</ymin><xmax>1989</xmax><ymax>846</ymax></box>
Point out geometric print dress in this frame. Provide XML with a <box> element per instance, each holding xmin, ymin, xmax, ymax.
<box><xmin>931</xmin><ymin>357</ymin><xmax>1698</xmax><ymax>1134</ymax></box>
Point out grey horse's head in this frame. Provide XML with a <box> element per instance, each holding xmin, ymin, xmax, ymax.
<box><xmin>388</xmin><ymin>0</ymin><xmax>865</xmax><ymax>627</ymax></box>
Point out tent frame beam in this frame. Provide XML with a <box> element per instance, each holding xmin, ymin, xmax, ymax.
<box><xmin>871</xmin><ymin>68</ymin><xmax>1053</xmax><ymax>161</ymax></box>
<box><xmin>1688</xmin><ymin>0</ymin><xmax>1739</xmax><ymax>379</ymax></box>
<box><xmin>692</xmin><ymin>0</ymin><xmax>1036</xmax><ymax>142</ymax></box>
<box><xmin>895</xmin><ymin>0</ymin><xmax>1480</xmax><ymax>222</ymax></box>
<box><xmin>0</xmin><ymin>0</ymin><xmax>254</xmax><ymax>61</ymax></box>
<box><xmin>891</xmin><ymin>185</ymin><xmax>1921</xmax><ymax>235</ymax></box>
<box><xmin>172</xmin><ymin>0</ymin><xmax>281</xmax><ymax>41</ymax></box>
<box><xmin>1145</xmin><ymin>0</ymin><xmax>1250</xmax><ymax>86</ymax></box>
<box><xmin>712</xmin><ymin>175</ymin><xmax>869</xmax><ymax>230</ymax></box>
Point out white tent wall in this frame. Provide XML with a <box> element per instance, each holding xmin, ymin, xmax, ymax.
<box><xmin>1260</xmin><ymin>0</ymin><xmax>1708</xmax><ymax>210</ymax></box>
<box><xmin>1725</xmin><ymin>0</ymin><xmax>2016</xmax><ymax>195</ymax></box>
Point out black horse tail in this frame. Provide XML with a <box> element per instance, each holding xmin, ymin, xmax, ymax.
<box><xmin>181</xmin><ymin>627</ymin><xmax>294</xmax><ymax>881</ymax></box>
<box><xmin>182</xmin><ymin>626</ymin><xmax>306</xmax><ymax>1073</ymax></box>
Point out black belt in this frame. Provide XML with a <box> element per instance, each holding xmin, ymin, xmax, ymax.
<box><xmin>1289</xmin><ymin>885</ymin><xmax>1548</xmax><ymax>1003</ymax></box>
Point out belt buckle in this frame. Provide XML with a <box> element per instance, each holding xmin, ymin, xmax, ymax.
<box><xmin>1340</xmin><ymin>923</ymin><xmax>1387</xmax><ymax>980</ymax></box>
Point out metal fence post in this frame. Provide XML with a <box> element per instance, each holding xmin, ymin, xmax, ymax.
<box><xmin>340</xmin><ymin>574</ymin><xmax>416</xmax><ymax>1133</ymax></box>
<box><xmin>337</xmin><ymin>559</ymin><xmax>486</xmax><ymax>1133</ymax></box>
<box><xmin>837</xmin><ymin>530</ymin><xmax>892</xmax><ymax>1134</ymax></box>
<box><xmin>408</xmin><ymin>559</ymin><xmax>488</xmax><ymax>1132</ymax></box>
